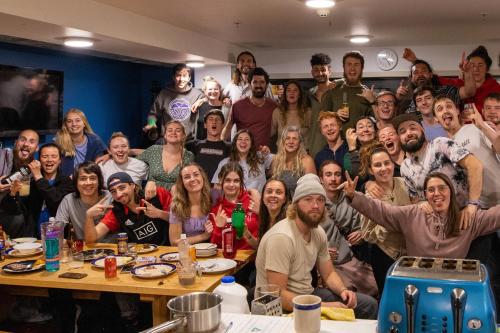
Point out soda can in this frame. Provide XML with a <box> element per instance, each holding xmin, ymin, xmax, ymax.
<box><xmin>104</xmin><ymin>256</ymin><xmax>117</xmax><ymax>278</ymax></box>
<box><xmin>117</xmin><ymin>233</ymin><xmax>128</xmax><ymax>255</ymax></box>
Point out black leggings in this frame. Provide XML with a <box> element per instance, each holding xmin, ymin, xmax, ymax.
<box><xmin>370</xmin><ymin>244</ymin><xmax>395</xmax><ymax>295</ymax></box>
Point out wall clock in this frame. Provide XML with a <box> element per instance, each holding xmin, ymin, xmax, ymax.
<box><xmin>376</xmin><ymin>49</ymin><xmax>398</xmax><ymax>71</ymax></box>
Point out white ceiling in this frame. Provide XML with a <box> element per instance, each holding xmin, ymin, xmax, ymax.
<box><xmin>0</xmin><ymin>0</ymin><xmax>499</xmax><ymax>66</ymax></box>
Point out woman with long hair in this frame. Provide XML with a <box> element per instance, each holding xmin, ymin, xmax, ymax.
<box><xmin>209</xmin><ymin>162</ymin><xmax>260</xmax><ymax>251</ymax></box>
<box><xmin>257</xmin><ymin>178</ymin><xmax>290</xmax><ymax>241</ymax></box>
<box><xmin>271</xmin><ymin>126</ymin><xmax>316</xmax><ymax>195</ymax></box>
<box><xmin>138</xmin><ymin>120</ymin><xmax>194</xmax><ymax>190</ymax></box>
<box><xmin>359</xmin><ymin>144</ymin><xmax>411</xmax><ymax>293</ymax></box>
<box><xmin>169</xmin><ymin>163</ymin><xmax>213</xmax><ymax>245</ymax></box>
<box><xmin>345</xmin><ymin>171</ymin><xmax>500</xmax><ymax>258</ymax></box>
<box><xmin>55</xmin><ymin>108</ymin><xmax>107</xmax><ymax>176</ymax></box>
<box><xmin>271</xmin><ymin>80</ymin><xmax>311</xmax><ymax>148</ymax></box>
<box><xmin>211</xmin><ymin>129</ymin><xmax>272</xmax><ymax>192</ymax></box>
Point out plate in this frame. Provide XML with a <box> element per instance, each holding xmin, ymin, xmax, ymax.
<box><xmin>159</xmin><ymin>252</ymin><xmax>179</xmax><ymax>262</ymax></box>
<box><xmin>198</xmin><ymin>258</ymin><xmax>237</xmax><ymax>274</ymax></box>
<box><xmin>6</xmin><ymin>247</ymin><xmax>43</xmax><ymax>258</ymax></box>
<box><xmin>13</xmin><ymin>242</ymin><xmax>42</xmax><ymax>254</ymax></box>
<box><xmin>131</xmin><ymin>263</ymin><xmax>176</xmax><ymax>279</ymax></box>
<box><xmin>196</xmin><ymin>250</ymin><xmax>218</xmax><ymax>258</ymax></box>
<box><xmin>193</xmin><ymin>243</ymin><xmax>217</xmax><ymax>251</ymax></box>
<box><xmin>131</xmin><ymin>244</ymin><xmax>158</xmax><ymax>254</ymax></box>
<box><xmin>12</xmin><ymin>237</ymin><xmax>37</xmax><ymax>244</ymax></box>
<box><xmin>2</xmin><ymin>259</ymin><xmax>45</xmax><ymax>273</ymax></box>
<box><xmin>91</xmin><ymin>255</ymin><xmax>134</xmax><ymax>268</ymax></box>
<box><xmin>81</xmin><ymin>249</ymin><xmax>115</xmax><ymax>261</ymax></box>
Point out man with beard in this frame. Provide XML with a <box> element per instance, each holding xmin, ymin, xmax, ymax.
<box><xmin>483</xmin><ymin>92</ymin><xmax>500</xmax><ymax>131</ymax></box>
<box><xmin>393</xmin><ymin>113</ymin><xmax>483</xmax><ymax>228</ymax></box>
<box><xmin>413</xmin><ymin>86</ymin><xmax>447</xmax><ymax>141</ymax></box>
<box><xmin>0</xmin><ymin>129</ymin><xmax>39</xmax><ymax>237</ymax></box>
<box><xmin>85</xmin><ymin>172</ymin><xmax>172</xmax><ymax>245</ymax></box>
<box><xmin>222</xmin><ymin>67</ymin><xmax>276</xmax><ymax>148</ymax></box>
<box><xmin>314</xmin><ymin>111</ymin><xmax>348</xmax><ymax>170</ymax></box>
<box><xmin>396</xmin><ymin>58</ymin><xmax>475</xmax><ymax>115</ymax></box>
<box><xmin>307</xmin><ymin>53</ymin><xmax>336</xmax><ymax>156</ymax></box>
<box><xmin>433</xmin><ymin>96</ymin><xmax>499</xmax><ymax>208</ymax></box>
<box><xmin>255</xmin><ymin>173</ymin><xmax>378</xmax><ymax>319</ymax></box>
<box><xmin>1</xmin><ymin>143</ymin><xmax>73</xmax><ymax>237</ymax></box>
<box><xmin>321</xmin><ymin>51</ymin><xmax>375</xmax><ymax>136</ymax></box>
<box><xmin>144</xmin><ymin>63</ymin><xmax>204</xmax><ymax>141</ymax></box>
<box><xmin>223</xmin><ymin>51</ymin><xmax>273</xmax><ymax>103</ymax></box>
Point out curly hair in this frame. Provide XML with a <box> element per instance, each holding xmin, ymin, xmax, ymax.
<box><xmin>171</xmin><ymin>163</ymin><xmax>212</xmax><ymax>222</ymax></box>
<box><xmin>272</xmin><ymin>126</ymin><xmax>308</xmax><ymax>178</ymax></box>
<box><xmin>229</xmin><ymin>130</ymin><xmax>263</xmax><ymax>177</ymax></box>
<box><xmin>359</xmin><ymin>141</ymin><xmax>389</xmax><ymax>178</ymax></box>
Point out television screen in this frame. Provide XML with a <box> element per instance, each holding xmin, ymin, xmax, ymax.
<box><xmin>0</xmin><ymin>64</ymin><xmax>63</xmax><ymax>137</ymax></box>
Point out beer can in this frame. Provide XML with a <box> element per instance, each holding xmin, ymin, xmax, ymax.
<box><xmin>104</xmin><ymin>256</ymin><xmax>117</xmax><ymax>278</ymax></box>
<box><xmin>117</xmin><ymin>233</ymin><xmax>128</xmax><ymax>255</ymax></box>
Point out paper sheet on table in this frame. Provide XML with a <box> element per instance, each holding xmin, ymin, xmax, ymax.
<box><xmin>218</xmin><ymin>313</ymin><xmax>293</xmax><ymax>333</ymax></box>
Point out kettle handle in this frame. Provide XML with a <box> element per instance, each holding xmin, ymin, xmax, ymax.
<box><xmin>139</xmin><ymin>315</ymin><xmax>186</xmax><ymax>333</ymax></box>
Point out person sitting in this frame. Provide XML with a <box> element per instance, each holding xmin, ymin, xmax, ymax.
<box><xmin>314</xmin><ymin>111</ymin><xmax>349</xmax><ymax>170</ymax></box>
<box><xmin>168</xmin><ymin>163</ymin><xmax>213</xmax><ymax>245</ymax></box>
<box><xmin>99</xmin><ymin>132</ymin><xmax>148</xmax><ymax>188</ymax></box>
<box><xmin>318</xmin><ymin>160</ymin><xmax>378</xmax><ymax>298</ymax></box>
<box><xmin>55</xmin><ymin>108</ymin><xmax>107</xmax><ymax>177</ymax></box>
<box><xmin>137</xmin><ymin>120</ymin><xmax>194</xmax><ymax>190</ymax></box>
<box><xmin>1</xmin><ymin>143</ymin><xmax>73</xmax><ymax>237</ymax></box>
<box><xmin>345</xmin><ymin>171</ymin><xmax>500</xmax><ymax>258</ymax></box>
<box><xmin>255</xmin><ymin>173</ymin><xmax>378</xmax><ymax>318</ymax></box>
<box><xmin>84</xmin><ymin>172</ymin><xmax>171</xmax><ymax>245</ymax></box>
<box><xmin>271</xmin><ymin>80</ymin><xmax>311</xmax><ymax>150</ymax></box>
<box><xmin>212</xmin><ymin>129</ymin><xmax>272</xmax><ymax>192</ymax></box>
<box><xmin>209</xmin><ymin>162</ymin><xmax>260</xmax><ymax>251</ymax></box>
<box><xmin>271</xmin><ymin>126</ymin><xmax>316</xmax><ymax>196</ymax></box>
<box><xmin>185</xmin><ymin>109</ymin><xmax>231</xmax><ymax>181</ymax></box>
<box><xmin>358</xmin><ymin>145</ymin><xmax>411</xmax><ymax>293</ymax></box>
<box><xmin>56</xmin><ymin>162</ymin><xmax>112</xmax><ymax>241</ymax></box>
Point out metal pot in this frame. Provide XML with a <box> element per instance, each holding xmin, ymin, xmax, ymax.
<box><xmin>141</xmin><ymin>292</ymin><xmax>223</xmax><ymax>333</ymax></box>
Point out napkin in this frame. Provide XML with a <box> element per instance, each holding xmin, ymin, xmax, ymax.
<box><xmin>320</xmin><ymin>307</ymin><xmax>355</xmax><ymax>321</ymax></box>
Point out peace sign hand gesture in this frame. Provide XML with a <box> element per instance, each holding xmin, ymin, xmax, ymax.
<box><xmin>357</xmin><ymin>85</ymin><xmax>375</xmax><ymax>104</ymax></box>
<box><xmin>87</xmin><ymin>196</ymin><xmax>113</xmax><ymax>218</ymax></box>
<box><xmin>343</xmin><ymin>171</ymin><xmax>359</xmax><ymax>199</ymax></box>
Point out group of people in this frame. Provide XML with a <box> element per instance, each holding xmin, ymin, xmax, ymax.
<box><xmin>0</xmin><ymin>45</ymin><xmax>499</xmax><ymax>330</ymax></box>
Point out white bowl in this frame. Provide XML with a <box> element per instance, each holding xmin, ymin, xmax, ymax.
<box><xmin>13</xmin><ymin>242</ymin><xmax>42</xmax><ymax>254</ymax></box>
<box><xmin>12</xmin><ymin>237</ymin><xmax>37</xmax><ymax>244</ymax></box>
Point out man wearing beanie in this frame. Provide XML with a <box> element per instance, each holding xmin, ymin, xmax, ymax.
<box><xmin>84</xmin><ymin>172</ymin><xmax>172</xmax><ymax>245</ymax></box>
<box><xmin>255</xmin><ymin>174</ymin><xmax>378</xmax><ymax>319</ymax></box>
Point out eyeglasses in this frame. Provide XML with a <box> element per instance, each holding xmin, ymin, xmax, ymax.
<box><xmin>377</xmin><ymin>101</ymin><xmax>395</xmax><ymax>107</ymax></box>
<box><xmin>425</xmin><ymin>185</ymin><xmax>449</xmax><ymax>194</ymax></box>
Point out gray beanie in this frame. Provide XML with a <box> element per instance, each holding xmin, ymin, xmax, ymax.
<box><xmin>292</xmin><ymin>174</ymin><xmax>327</xmax><ymax>203</ymax></box>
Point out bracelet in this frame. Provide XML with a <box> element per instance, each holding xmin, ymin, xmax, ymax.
<box><xmin>467</xmin><ymin>200</ymin><xmax>481</xmax><ymax>207</ymax></box>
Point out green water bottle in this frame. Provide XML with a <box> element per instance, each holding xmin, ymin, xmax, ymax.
<box><xmin>231</xmin><ymin>202</ymin><xmax>245</xmax><ymax>239</ymax></box>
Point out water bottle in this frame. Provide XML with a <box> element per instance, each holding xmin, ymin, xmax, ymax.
<box><xmin>213</xmin><ymin>276</ymin><xmax>250</xmax><ymax>314</ymax></box>
<box><xmin>177</xmin><ymin>234</ymin><xmax>195</xmax><ymax>285</ymax></box>
<box><xmin>45</xmin><ymin>225</ymin><xmax>60</xmax><ymax>272</ymax></box>
<box><xmin>231</xmin><ymin>202</ymin><xmax>245</xmax><ymax>239</ymax></box>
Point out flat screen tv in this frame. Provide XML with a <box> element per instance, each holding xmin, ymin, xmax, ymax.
<box><xmin>0</xmin><ymin>64</ymin><xmax>63</xmax><ymax>137</ymax></box>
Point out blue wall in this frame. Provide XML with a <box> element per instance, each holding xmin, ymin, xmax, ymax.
<box><xmin>0</xmin><ymin>41</ymin><xmax>173</xmax><ymax>147</ymax></box>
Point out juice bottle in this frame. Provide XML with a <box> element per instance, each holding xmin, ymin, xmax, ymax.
<box><xmin>222</xmin><ymin>219</ymin><xmax>236</xmax><ymax>259</ymax></box>
<box><xmin>45</xmin><ymin>226</ymin><xmax>60</xmax><ymax>272</ymax></box>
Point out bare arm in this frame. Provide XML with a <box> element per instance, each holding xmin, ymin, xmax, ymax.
<box><xmin>266</xmin><ymin>270</ymin><xmax>300</xmax><ymax>312</ymax></box>
<box><xmin>459</xmin><ymin>53</ymin><xmax>476</xmax><ymax>100</ymax></box>
<box><xmin>84</xmin><ymin>197</ymin><xmax>112</xmax><ymax>243</ymax></box>
<box><xmin>457</xmin><ymin>154</ymin><xmax>483</xmax><ymax>202</ymax></box>
<box><xmin>221</xmin><ymin>107</ymin><xmax>234</xmax><ymax>141</ymax></box>
<box><xmin>302</xmin><ymin>155</ymin><xmax>317</xmax><ymax>174</ymax></box>
<box><xmin>317</xmin><ymin>259</ymin><xmax>356</xmax><ymax>308</ymax></box>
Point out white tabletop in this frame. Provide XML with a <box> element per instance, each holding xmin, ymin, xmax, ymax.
<box><xmin>218</xmin><ymin>313</ymin><xmax>377</xmax><ymax>333</ymax></box>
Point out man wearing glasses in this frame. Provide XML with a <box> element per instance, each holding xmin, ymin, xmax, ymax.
<box><xmin>373</xmin><ymin>91</ymin><xmax>397</xmax><ymax>130</ymax></box>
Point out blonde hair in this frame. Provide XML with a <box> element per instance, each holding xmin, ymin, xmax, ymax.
<box><xmin>55</xmin><ymin>108</ymin><xmax>94</xmax><ymax>157</ymax></box>
<box><xmin>272</xmin><ymin>126</ymin><xmax>307</xmax><ymax>178</ymax></box>
<box><xmin>108</xmin><ymin>131</ymin><xmax>129</xmax><ymax>147</ymax></box>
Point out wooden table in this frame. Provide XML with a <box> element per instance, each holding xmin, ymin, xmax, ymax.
<box><xmin>0</xmin><ymin>243</ymin><xmax>255</xmax><ymax>325</ymax></box>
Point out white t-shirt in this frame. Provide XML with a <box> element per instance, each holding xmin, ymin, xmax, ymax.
<box><xmin>453</xmin><ymin>124</ymin><xmax>500</xmax><ymax>208</ymax></box>
<box><xmin>99</xmin><ymin>158</ymin><xmax>149</xmax><ymax>188</ymax></box>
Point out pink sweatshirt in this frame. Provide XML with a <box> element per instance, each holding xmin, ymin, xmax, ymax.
<box><xmin>350</xmin><ymin>192</ymin><xmax>500</xmax><ymax>258</ymax></box>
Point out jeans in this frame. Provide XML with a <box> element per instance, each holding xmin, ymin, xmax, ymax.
<box><xmin>312</xmin><ymin>287</ymin><xmax>378</xmax><ymax>319</ymax></box>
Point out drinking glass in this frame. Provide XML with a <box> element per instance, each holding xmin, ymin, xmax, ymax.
<box><xmin>69</xmin><ymin>251</ymin><xmax>84</xmax><ymax>269</ymax></box>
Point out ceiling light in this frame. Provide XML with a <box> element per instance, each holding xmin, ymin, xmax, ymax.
<box><xmin>348</xmin><ymin>35</ymin><xmax>371</xmax><ymax>44</ymax></box>
<box><xmin>186</xmin><ymin>61</ymin><xmax>205</xmax><ymax>68</ymax></box>
<box><xmin>63</xmin><ymin>37</ymin><xmax>94</xmax><ymax>48</ymax></box>
<box><xmin>305</xmin><ymin>0</ymin><xmax>335</xmax><ymax>9</ymax></box>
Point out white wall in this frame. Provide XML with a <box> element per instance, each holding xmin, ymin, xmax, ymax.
<box><xmin>194</xmin><ymin>65</ymin><xmax>233</xmax><ymax>89</ymax></box>
<box><xmin>254</xmin><ymin>43</ymin><xmax>500</xmax><ymax>79</ymax></box>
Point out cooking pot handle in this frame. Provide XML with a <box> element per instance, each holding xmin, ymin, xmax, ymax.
<box><xmin>139</xmin><ymin>315</ymin><xmax>186</xmax><ymax>333</ymax></box>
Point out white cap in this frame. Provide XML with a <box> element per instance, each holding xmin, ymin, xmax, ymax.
<box><xmin>180</xmin><ymin>234</ymin><xmax>186</xmax><ymax>240</ymax></box>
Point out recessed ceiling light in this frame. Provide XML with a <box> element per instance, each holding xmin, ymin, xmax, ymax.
<box><xmin>347</xmin><ymin>35</ymin><xmax>372</xmax><ymax>44</ymax></box>
<box><xmin>186</xmin><ymin>61</ymin><xmax>205</xmax><ymax>68</ymax></box>
<box><xmin>305</xmin><ymin>0</ymin><xmax>335</xmax><ymax>9</ymax></box>
<box><xmin>63</xmin><ymin>37</ymin><xmax>94</xmax><ymax>48</ymax></box>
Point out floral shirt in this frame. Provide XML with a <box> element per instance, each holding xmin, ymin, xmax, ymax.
<box><xmin>401</xmin><ymin>137</ymin><xmax>470</xmax><ymax>208</ymax></box>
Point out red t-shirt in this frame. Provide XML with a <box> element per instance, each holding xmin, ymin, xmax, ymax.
<box><xmin>232</xmin><ymin>97</ymin><xmax>276</xmax><ymax>148</ymax></box>
<box><xmin>101</xmin><ymin>187</ymin><xmax>172</xmax><ymax>232</ymax></box>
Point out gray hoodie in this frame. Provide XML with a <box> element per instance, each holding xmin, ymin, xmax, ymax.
<box><xmin>148</xmin><ymin>82</ymin><xmax>204</xmax><ymax>140</ymax></box>
<box><xmin>320</xmin><ymin>191</ymin><xmax>361</xmax><ymax>265</ymax></box>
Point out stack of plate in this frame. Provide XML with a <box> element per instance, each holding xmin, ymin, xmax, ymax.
<box><xmin>194</xmin><ymin>243</ymin><xmax>217</xmax><ymax>257</ymax></box>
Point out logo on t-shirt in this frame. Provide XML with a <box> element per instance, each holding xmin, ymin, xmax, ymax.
<box><xmin>168</xmin><ymin>98</ymin><xmax>191</xmax><ymax>121</ymax></box>
<box><xmin>133</xmin><ymin>221</ymin><xmax>158</xmax><ymax>240</ymax></box>
<box><xmin>125</xmin><ymin>219</ymin><xmax>134</xmax><ymax>226</ymax></box>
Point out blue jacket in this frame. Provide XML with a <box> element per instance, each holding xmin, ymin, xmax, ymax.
<box><xmin>60</xmin><ymin>133</ymin><xmax>107</xmax><ymax>176</ymax></box>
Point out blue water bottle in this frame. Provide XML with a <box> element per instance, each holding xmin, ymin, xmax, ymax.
<box><xmin>45</xmin><ymin>226</ymin><xmax>60</xmax><ymax>272</ymax></box>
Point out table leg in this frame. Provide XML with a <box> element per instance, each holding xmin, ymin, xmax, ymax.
<box><xmin>141</xmin><ymin>294</ymin><xmax>172</xmax><ymax>326</ymax></box>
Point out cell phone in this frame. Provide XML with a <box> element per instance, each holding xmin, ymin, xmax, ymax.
<box><xmin>59</xmin><ymin>272</ymin><xmax>88</xmax><ymax>279</ymax></box>
<box><xmin>120</xmin><ymin>263</ymin><xmax>135</xmax><ymax>274</ymax></box>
